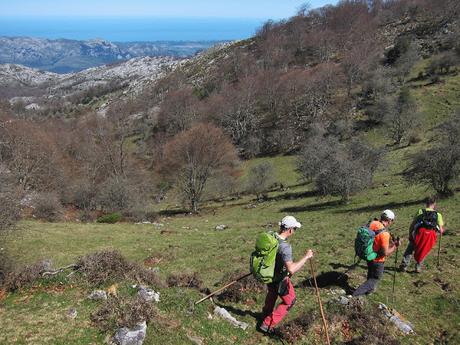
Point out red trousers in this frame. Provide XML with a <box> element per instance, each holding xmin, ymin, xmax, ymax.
<box><xmin>262</xmin><ymin>277</ymin><xmax>296</xmax><ymax>328</ymax></box>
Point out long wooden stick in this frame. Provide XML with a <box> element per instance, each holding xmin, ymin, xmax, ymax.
<box><xmin>309</xmin><ymin>259</ymin><xmax>331</xmax><ymax>345</ymax></box>
<box><xmin>195</xmin><ymin>273</ymin><xmax>251</xmax><ymax>305</ymax></box>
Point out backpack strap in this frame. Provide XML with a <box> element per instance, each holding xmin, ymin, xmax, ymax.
<box><xmin>373</xmin><ymin>228</ymin><xmax>387</xmax><ymax>236</ymax></box>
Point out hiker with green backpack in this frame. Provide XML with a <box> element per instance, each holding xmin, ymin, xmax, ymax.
<box><xmin>353</xmin><ymin>210</ymin><xmax>401</xmax><ymax>297</ymax></box>
<box><xmin>250</xmin><ymin>215</ymin><xmax>314</xmax><ymax>333</ymax></box>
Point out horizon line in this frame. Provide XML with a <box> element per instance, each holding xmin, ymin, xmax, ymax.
<box><xmin>0</xmin><ymin>15</ymin><xmax>277</xmax><ymax>20</ymax></box>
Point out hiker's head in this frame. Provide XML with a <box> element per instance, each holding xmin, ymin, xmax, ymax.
<box><xmin>425</xmin><ymin>196</ymin><xmax>437</xmax><ymax>209</ymax></box>
<box><xmin>380</xmin><ymin>209</ymin><xmax>395</xmax><ymax>226</ymax></box>
<box><xmin>279</xmin><ymin>215</ymin><xmax>301</xmax><ymax>236</ymax></box>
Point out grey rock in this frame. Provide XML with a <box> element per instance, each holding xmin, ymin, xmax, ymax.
<box><xmin>215</xmin><ymin>224</ymin><xmax>228</xmax><ymax>231</ymax></box>
<box><xmin>88</xmin><ymin>290</ymin><xmax>108</xmax><ymax>300</ymax></box>
<box><xmin>113</xmin><ymin>321</ymin><xmax>147</xmax><ymax>345</ymax></box>
<box><xmin>186</xmin><ymin>335</ymin><xmax>204</xmax><ymax>345</ymax></box>
<box><xmin>214</xmin><ymin>306</ymin><xmax>249</xmax><ymax>330</ymax></box>
<box><xmin>336</xmin><ymin>296</ymin><xmax>350</xmax><ymax>305</ymax></box>
<box><xmin>329</xmin><ymin>295</ymin><xmax>365</xmax><ymax>307</ymax></box>
<box><xmin>138</xmin><ymin>286</ymin><xmax>160</xmax><ymax>303</ymax></box>
<box><xmin>66</xmin><ymin>308</ymin><xmax>77</xmax><ymax>319</ymax></box>
<box><xmin>330</xmin><ymin>288</ymin><xmax>346</xmax><ymax>296</ymax></box>
<box><xmin>379</xmin><ymin>303</ymin><xmax>415</xmax><ymax>334</ymax></box>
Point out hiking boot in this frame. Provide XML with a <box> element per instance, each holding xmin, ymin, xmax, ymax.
<box><xmin>399</xmin><ymin>264</ymin><xmax>407</xmax><ymax>272</ymax></box>
<box><xmin>259</xmin><ymin>323</ymin><xmax>275</xmax><ymax>334</ymax></box>
<box><xmin>415</xmin><ymin>264</ymin><xmax>423</xmax><ymax>273</ymax></box>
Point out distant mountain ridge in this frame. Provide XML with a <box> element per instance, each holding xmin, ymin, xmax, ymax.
<box><xmin>0</xmin><ymin>36</ymin><xmax>223</xmax><ymax>73</ymax></box>
<box><xmin>0</xmin><ymin>55</ymin><xmax>183</xmax><ymax>113</ymax></box>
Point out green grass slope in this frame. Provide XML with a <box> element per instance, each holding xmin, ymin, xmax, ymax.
<box><xmin>1</xmin><ymin>72</ymin><xmax>459</xmax><ymax>345</ymax></box>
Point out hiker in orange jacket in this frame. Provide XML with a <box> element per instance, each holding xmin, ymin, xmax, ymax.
<box><xmin>353</xmin><ymin>210</ymin><xmax>401</xmax><ymax>296</ymax></box>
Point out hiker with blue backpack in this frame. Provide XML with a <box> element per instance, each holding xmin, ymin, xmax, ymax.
<box><xmin>250</xmin><ymin>215</ymin><xmax>314</xmax><ymax>333</ymax></box>
<box><xmin>399</xmin><ymin>197</ymin><xmax>445</xmax><ymax>273</ymax></box>
<box><xmin>353</xmin><ymin>210</ymin><xmax>401</xmax><ymax>297</ymax></box>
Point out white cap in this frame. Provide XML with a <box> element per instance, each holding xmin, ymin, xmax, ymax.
<box><xmin>279</xmin><ymin>216</ymin><xmax>302</xmax><ymax>229</ymax></box>
<box><xmin>381</xmin><ymin>209</ymin><xmax>395</xmax><ymax>221</ymax></box>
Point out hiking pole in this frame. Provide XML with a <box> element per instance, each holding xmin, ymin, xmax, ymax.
<box><xmin>437</xmin><ymin>231</ymin><xmax>442</xmax><ymax>268</ymax></box>
<box><xmin>195</xmin><ymin>272</ymin><xmax>251</xmax><ymax>305</ymax></box>
<box><xmin>309</xmin><ymin>259</ymin><xmax>331</xmax><ymax>345</ymax></box>
<box><xmin>391</xmin><ymin>237</ymin><xmax>400</xmax><ymax>304</ymax></box>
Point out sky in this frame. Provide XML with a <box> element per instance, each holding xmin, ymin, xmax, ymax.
<box><xmin>0</xmin><ymin>0</ymin><xmax>337</xmax><ymax>19</ymax></box>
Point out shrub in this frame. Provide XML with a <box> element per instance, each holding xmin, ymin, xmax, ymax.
<box><xmin>406</xmin><ymin>146</ymin><xmax>459</xmax><ymax>196</ymax></box>
<box><xmin>70</xmin><ymin>179</ymin><xmax>98</xmax><ymax>210</ymax></box>
<box><xmin>3</xmin><ymin>260</ymin><xmax>51</xmax><ymax>292</ymax></box>
<box><xmin>96</xmin><ymin>213</ymin><xmax>122</xmax><ymax>224</ymax></box>
<box><xmin>0</xmin><ymin>252</ymin><xmax>14</xmax><ymax>288</ymax></box>
<box><xmin>203</xmin><ymin>173</ymin><xmax>239</xmax><ymax>201</ymax></box>
<box><xmin>384</xmin><ymin>88</ymin><xmax>420</xmax><ymax>146</ymax></box>
<box><xmin>297</xmin><ymin>135</ymin><xmax>381</xmax><ymax>202</ymax></box>
<box><xmin>245</xmin><ymin>162</ymin><xmax>276</xmax><ymax>198</ymax></box>
<box><xmin>167</xmin><ymin>272</ymin><xmax>204</xmax><ymax>290</ymax></box>
<box><xmin>408</xmin><ymin>130</ymin><xmax>423</xmax><ymax>145</ymax></box>
<box><xmin>91</xmin><ymin>295</ymin><xmax>157</xmax><ymax>332</ymax></box>
<box><xmin>278</xmin><ymin>312</ymin><xmax>315</xmax><ymax>344</ymax></box>
<box><xmin>122</xmin><ymin>205</ymin><xmax>158</xmax><ymax>223</ymax></box>
<box><xmin>32</xmin><ymin>192</ymin><xmax>63</xmax><ymax>222</ymax></box>
<box><xmin>79</xmin><ymin>210</ymin><xmax>96</xmax><ymax>223</ymax></box>
<box><xmin>426</xmin><ymin>52</ymin><xmax>459</xmax><ymax>79</ymax></box>
<box><xmin>366</xmin><ymin>95</ymin><xmax>394</xmax><ymax>124</ymax></box>
<box><xmin>405</xmin><ymin>110</ymin><xmax>460</xmax><ymax>196</ymax></box>
<box><xmin>97</xmin><ymin>176</ymin><xmax>154</xmax><ymax>219</ymax></box>
<box><xmin>97</xmin><ymin>177</ymin><xmax>134</xmax><ymax>212</ymax></box>
<box><xmin>76</xmin><ymin>250</ymin><xmax>163</xmax><ymax>288</ymax></box>
<box><xmin>0</xmin><ymin>165</ymin><xmax>21</xmax><ymax>232</ymax></box>
<box><xmin>296</xmin><ymin>131</ymin><xmax>334</xmax><ymax>183</ymax></box>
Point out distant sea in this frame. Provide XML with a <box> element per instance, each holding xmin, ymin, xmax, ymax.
<box><xmin>0</xmin><ymin>16</ymin><xmax>266</xmax><ymax>41</ymax></box>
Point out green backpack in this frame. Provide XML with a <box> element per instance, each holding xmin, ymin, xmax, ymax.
<box><xmin>250</xmin><ymin>232</ymin><xmax>279</xmax><ymax>283</ymax></box>
<box><xmin>354</xmin><ymin>225</ymin><xmax>385</xmax><ymax>261</ymax></box>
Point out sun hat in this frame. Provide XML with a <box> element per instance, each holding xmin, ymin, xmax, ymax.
<box><xmin>279</xmin><ymin>215</ymin><xmax>302</xmax><ymax>229</ymax></box>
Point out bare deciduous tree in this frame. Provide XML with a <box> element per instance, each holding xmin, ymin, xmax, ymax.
<box><xmin>157</xmin><ymin>87</ymin><xmax>200</xmax><ymax>136</ymax></box>
<box><xmin>406</xmin><ymin>110</ymin><xmax>460</xmax><ymax>196</ymax></box>
<box><xmin>246</xmin><ymin>162</ymin><xmax>276</xmax><ymax>199</ymax></box>
<box><xmin>160</xmin><ymin>123</ymin><xmax>239</xmax><ymax>212</ymax></box>
<box><xmin>297</xmin><ymin>133</ymin><xmax>381</xmax><ymax>202</ymax></box>
<box><xmin>0</xmin><ymin>119</ymin><xmax>64</xmax><ymax>192</ymax></box>
<box><xmin>0</xmin><ymin>164</ymin><xmax>21</xmax><ymax>233</ymax></box>
<box><xmin>385</xmin><ymin>88</ymin><xmax>420</xmax><ymax>146</ymax></box>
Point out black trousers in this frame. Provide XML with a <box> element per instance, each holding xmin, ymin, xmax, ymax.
<box><xmin>352</xmin><ymin>261</ymin><xmax>385</xmax><ymax>296</ymax></box>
